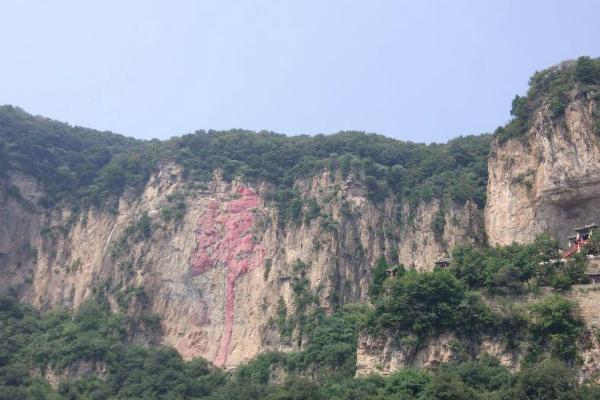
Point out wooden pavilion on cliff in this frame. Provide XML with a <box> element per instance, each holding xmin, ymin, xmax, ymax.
<box><xmin>563</xmin><ymin>223</ymin><xmax>597</xmax><ymax>259</ymax></box>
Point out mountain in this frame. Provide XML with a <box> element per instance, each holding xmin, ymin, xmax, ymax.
<box><xmin>486</xmin><ymin>60</ymin><xmax>600</xmax><ymax>247</ymax></box>
<box><xmin>0</xmin><ymin>106</ymin><xmax>490</xmax><ymax>367</ymax></box>
<box><xmin>1</xmin><ymin>56</ymin><xmax>600</xmax><ymax>399</ymax></box>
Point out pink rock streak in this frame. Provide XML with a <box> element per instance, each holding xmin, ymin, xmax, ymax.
<box><xmin>190</xmin><ymin>186</ymin><xmax>265</xmax><ymax>366</ymax></box>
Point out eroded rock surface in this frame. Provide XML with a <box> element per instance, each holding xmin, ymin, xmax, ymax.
<box><xmin>0</xmin><ymin>164</ymin><xmax>481</xmax><ymax>367</ymax></box>
<box><xmin>355</xmin><ymin>332</ymin><xmax>521</xmax><ymax>377</ymax></box>
<box><xmin>486</xmin><ymin>90</ymin><xmax>600</xmax><ymax>247</ymax></box>
<box><xmin>190</xmin><ymin>186</ymin><xmax>266</xmax><ymax>366</ymax></box>
<box><xmin>356</xmin><ymin>288</ymin><xmax>600</xmax><ymax>380</ymax></box>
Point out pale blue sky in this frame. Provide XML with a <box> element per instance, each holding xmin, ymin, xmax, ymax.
<box><xmin>1</xmin><ymin>1</ymin><xmax>599</xmax><ymax>142</ymax></box>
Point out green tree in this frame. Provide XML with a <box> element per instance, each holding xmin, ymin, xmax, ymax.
<box><xmin>574</xmin><ymin>56</ymin><xmax>598</xmax><ymax>85</ymax></box>
<box><xmin>528</xmin><ymin>295</ymin><xmax>584</xmax><ymax>363</ymax></box>
<box><xmin>384</xmin><ymin>368</ymin><xmax>431</xmax><ymax>397</ymax></box>
<box><xmin>424</xmin><ymin>370</ymin><xmax>476</xmax><ymax>400</ymax></box>
<box><xmin>369</xmin><ymin>258</ymin><xmax>390</xmax><ymax>299</ymax></box>
<box><xmin>510</xmin><ymin>95</ymin><xmax>529</xmax><ymax>119</ymax></box>
<box><xmin>510</xmin><ymin>359</ymin><xmax>579</xmax><ymax>400</ymax></box>
<box><xmin>369</xmin><ymin>269</ymin><xmax>496</xmax><ymax>338</ymax></box>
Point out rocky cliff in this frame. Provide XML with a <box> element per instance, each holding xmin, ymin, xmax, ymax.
<box><xmin>486</xmin><ymin>89</ymin><xmax>600</xmax><ymax>247</ymax></box>
<box><xmin>355</xmin><ymin>61</ymin><xmax>600</xmax><ymax>380</ymax></box>
<box><xmin>356</xmin><ymin>287</ymin><xmax>600</xmax><ymax>380</ymax></box>
<box><xmin>355</xmin><ymin>332</ymin><xmax>520</xmax><ymax>377</ymax></box>
<box><xmin>0</xmin><ymin>162</ymin><xmax>481</xmax><ymax>368</ymax></box>
<box><xmin>3</xmin><ymin>58</ymin><xmax>599</xmax><ymax>376</ymax></box>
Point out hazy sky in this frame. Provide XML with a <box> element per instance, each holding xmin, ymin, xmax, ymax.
<box><xmin>1</xmin><ymin>1</ymin><xmax>599</xmax><ymax>142</ymax></box>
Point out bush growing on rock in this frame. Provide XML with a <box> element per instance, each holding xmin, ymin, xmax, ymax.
<box><xmin>450</xmin><ymin>234</ymin><xmax>587</xmax><ymax>293</ymax></box>
<box><xmin>367</xmin><ymin>269</ymin><xmax>497</xmax><ymax>339</ymax></box>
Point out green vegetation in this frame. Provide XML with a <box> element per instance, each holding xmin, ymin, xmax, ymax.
<box><xmin>450</xmin><ymin>234</ymin><xmax>588</xmax><ymax>293</ymax></box>
<box><xmin>1</xmin><ymin>105</ymin><xmax>492</xmax><ymax>216</ymax></box>
<box><xmin>367</xmin><ymin>267</ymin><xmax>498</xmax><ymax>340</ymax></box>
<box><xmin>585</xmin><ymin>234</ymin><xmax>600</xmax><ymax>256</ymax></box>
<box><xmin>110</xmin><ymin>212</ymin><xmax>154</xmax><ymax>258</ymax></box>
<box><xmin>527</xmin><ymin>294</ymin><xmax>584</xmax><ymax>365</ymax></box>
<box><xmin>160</xmin><ymin>193</ymin><xmax>187</xmax><ymax>223</ymax></box>
<box><xmin>5</xmin><ymin>184</ymin><xmax>35</xmax><ymax>211</ymax></box>
<box><xmin>0</xmin><ymin>106</ymin><xmax>159</xmax><ymax>208</ymax></box>
<box><xmin>272</xmin><ymin>260</ymin><xmax>320</xmax><ymax>346</ymax></box>
<box><xmin>1</xmin><ymin>293</ymin><xmax>598</xmax><ymax>399</ymax></box>
<box><xmin>170</xmin><ymin>129</ymin><xmax>492</xmax><ymax>221</ymax></box>
<box><xmin>368</xmin><ymin>257</ymin><xmax>393</xmax><ymax>299</ymax></box>
<box><xmin>366</xmin><ymin>250</ymin><xmax>587</xmax><ymax>366</ymax></box>
<box><xmin>495</xmin><ymin>56</ymin><xmax>600</xmax><ymax>143</ymax></box>
<box><xmin>0</xmin><ymin>236</ymin><xmax>596</xmax><ymax>398</ymax></box>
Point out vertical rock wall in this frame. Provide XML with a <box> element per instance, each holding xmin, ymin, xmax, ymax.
<box><xmin>0</xmin><ymin>164</ymin><xmax>483</xmax><ymax>367</ymax></box>
<box><xmin>485</xmin><ymin>90</ymin><xmax>600</xmax><ymax>247</ymax></box>
<box><xmin>356</xmin><ymin>287</ymin><xmax>600</xmax><ymax>379</ymax></box>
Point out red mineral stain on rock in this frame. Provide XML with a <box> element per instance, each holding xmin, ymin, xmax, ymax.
<box><xmin>190</xmin><ymin>186</ymin><xmax>265</xmax><ymax>366</ymax></box>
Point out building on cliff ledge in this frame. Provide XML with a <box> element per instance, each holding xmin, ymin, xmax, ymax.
<box><xmin>563</xmin><ymin>224</ymin><xmax>597</xmax><ymax>259</ymax></box>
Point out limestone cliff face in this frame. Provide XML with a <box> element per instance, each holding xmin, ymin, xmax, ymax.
<box><xmin>355</xmin><ymin>288</ymin><xmax>600</xmax><ymax>380</ymax></box>
<box><xmin>397</xmin><ymin>199</ymin><xmax>484</xmax><ymax>270</ymax></box>
<box><xmin>355</xmin><ymin>332</ymin><xmax>521</xmax><ymax>377</ymax></box>
<box><xmin>0</xmin><ymin>164</ymin><xmax>481</xmax><ymax>368</ymax></box>
<box><xmin>348</xmin><ymin>90</ymin><xmax>600</xmax><ymax>380</ymax></box>
<box><xmin>486</xmin><ymin>90</ymin><xmax>600</xmax><ymax>246</ymax></box>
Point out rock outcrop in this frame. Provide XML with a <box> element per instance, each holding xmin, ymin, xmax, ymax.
<box><xmin>355</xmin><ymin>287</ymin><xmax>600</xmax><ymax>380</ymax></box>
<box><xmin>397</xmin><ymin>199</ymin><xmax>484</xmax><ymax>270</ymax></box>
<box><xmin>3</xmin><ymin>86</ymin><xmax>599</xmax><ymax>373</ymax></box>
<box><xmin>486</xmin><ymin>90</ymin><xmax>600</xmax><ymax>247</ymax></box>
<box><xmin>355</xmin><ymin>332</ymin><xmax>521</xmax><ymax>377</ymax></box>
<box><xmin>0</xmin><ymin>164</ymin><xmax>481</xmax><ymax>368</ymax></box>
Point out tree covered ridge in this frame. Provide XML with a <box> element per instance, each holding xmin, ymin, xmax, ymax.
<box><xmin>0</xmin><ymin>105</ymin><xmax>157</xmax><ymax>207</ymax></box>
<box><xmin>3</xmin><ymin>57</ymin><xmax>600</xmax><ymax>210</ymax></box>
<box><xmin>0</xmin><ymin>105</ymin><xmax>492</xmax><ymax>210</ymax></box>
<box><xmin>495</xmin><ymin>56</ymin><xmax>600</xmax><ymax>143</ymax></box>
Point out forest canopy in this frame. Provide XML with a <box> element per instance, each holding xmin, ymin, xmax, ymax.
<box><xmin>495</xmin><ymin>56</ymin><xmax>600</xmax><ymax>143</ymax></box>
<box><xmin>0</xmin><ymin>105</ymin><xmax>491</xmax><ymax>210</ymax></box>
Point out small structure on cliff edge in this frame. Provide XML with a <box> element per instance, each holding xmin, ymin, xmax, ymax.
<box><xmin>386</xmin><ymin>265</ymin><xmax>400</xmax><ymax>278</ymax></box>
<box><xmin>434</xmin><ymin>258</ymin><xmax>452</xmax><ymax>269</ymax></box>
<box><xmin>586</xmin><ymin>267</ymin><xmax>600</xmax><ymax>285</ymax></box>
<box><xmin>584</xmin><ymin>256</ymin><xmax>600</xmax><ymax>284</ymax></box>
<box><xmin>563</xmin><ymin>224</ymin><xmax>597</xmax><ymax>259</ymax></box>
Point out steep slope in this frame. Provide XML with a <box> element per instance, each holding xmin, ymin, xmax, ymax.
<box><xmin>0</xmin><ymin>109</ymin><xmax>490</xmax><ymax>367</ymax></box>
<box><xmin>356</xmin><ymin>287</ymin><xmax>600</xmax><ymax>379</ymax></box>
<box><xmin>354</xmin><ymin>57</ymin><xmax>600</xmax><ymax>380</ymax></box>
<box><xmin>2</xmin><ymin>58</ymin><xmax>600</xmax><ymax>379</ymax></box>
<box><xmin>486</xmin><ymin>59</ymin><xmax>600</xmax><ymax>247</ymax></box>
<box><xmin>0</xmin><ymin>163</ymin><xmax>484</xmax><ymax>367</ymax></box>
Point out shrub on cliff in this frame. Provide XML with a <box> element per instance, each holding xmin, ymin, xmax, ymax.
<box><xmin>575</xmin><ymin>56</ymin><xmax>600</xmax><ymax>85</ymax></box>
<box><xmin>368</xmin><ymin>258</ymin><xmax>405</xmax><ymax>300</ymax></box>
<box><xmin>367</xmin><ymin>269</ymin><xmax>497</xmax><ymax>339</ymax></box>
<box><xmin>0</xmin><ymin>105</ymin><xmax>492</xmax><ymax>216</ymax></box>
<box><xmin>527</xmin><ymin>294</ymin><xmax>584</xmax><ymax>364</ymax></box>
<box><xmin>496</xmin><ymin>56</ymin><xmax>600</xmax><ymax>144</ymax></box>
<box><xmin>450</xmin><ymin>234</ymin><xmax>586</xmax><ymax>293</ymax></box>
